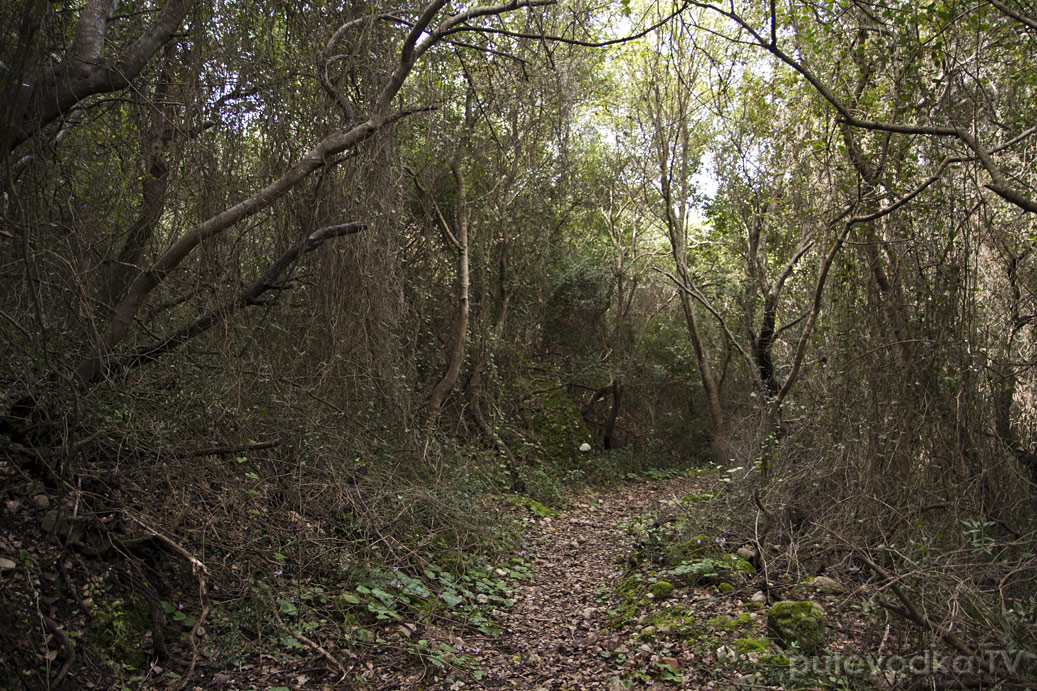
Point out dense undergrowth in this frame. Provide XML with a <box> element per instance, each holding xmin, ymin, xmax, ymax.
<box><xmin>607</xmin><ymin>465</ymin><xmax>1037</xmax><ymax>689</ymax></box>
<box><xmin>0</xmin><ymin>378</ymin><xmax>687</xmax><ymax>690</ymax></box>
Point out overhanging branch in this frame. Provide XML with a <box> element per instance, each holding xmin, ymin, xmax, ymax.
<box><xmin>125</xmin><ymin>223</ymin><xmax>363</xmax><ymax>367</ymax></box>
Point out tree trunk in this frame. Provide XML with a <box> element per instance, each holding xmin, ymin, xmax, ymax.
<box><xmin>427</xmin><ymin>159</ymin><xmax>469</xmax><ymax>424</ymax></box>
<box><xmin>752</xmin><ymin>298</ymin><xmax>779</xmax><ymax>397</ymax></box>
<box><xmin>602</xmin><ymin>378</ymin><xmax>623</xmax><ymax>450</ymax></box>
<box><xmin>661</xmin><ymin>172</ymin><xmax>727</xmax><ymax>456</ymax></box>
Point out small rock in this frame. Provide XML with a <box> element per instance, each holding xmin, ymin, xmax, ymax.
<box><xmin>0</xmin><ymin>557</ymin><xmax>16</xmax><ymax>570</ymax></box>
<box><xmin>648</xmin><ymin>580</ymin><xmax>674</xmax><ymax>598</ymax></box>
<box><xmin>32</xmin><ymin>494</ymin><xmax>49</xmax><ymax>509</ymax></box>
<box><xmin>751</xmin><ymin>590</ymin><xmax>767</xmax><ymax>604</ymax></box>
<box><xmin>41</xmin><ymin>509</ymin><xmax>60</xmax><ymax>533</ymax></box>
<box><xmin>736</xmin><ymin>545</ymin><xmax>757</xmax><ymax>562</ymax></box>
<box><xmin>810</xmin><ymin>575</ymin><xmax>846</xmax><ymax>594</ymax></box>
<box><xmin>585</xmin><ymin>632</ymin><xmax>599</xmax><ymax>646</ymax></box>
<box><xmin>661</xmin><ymin>656</ymin><xmax>679</xmax><ymax>669</ymax></box>
<box><xmin>716</xmin><ymin>645</ymin><xmax>736</xmax><ymax>661</ymax></box>
<box><xmin>641</xmin><ymin>625</ymin><xmax>657</xmax><ymax>637</ymax></box>
<box><xmin>607</xmin><ymin>678</ymin><xmax>625</xmax><ymax>691</ymax></box>
<box><xmin>581</xmin><ymin>607</ymin><xmax>596</xmax><ymax>619</ymax></box>
<box><xmin>570</xmin><ymin>540</ymin><xmax>580</xmax><ymax>549</ymax></box>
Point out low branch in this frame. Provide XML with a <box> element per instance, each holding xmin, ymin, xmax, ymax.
<box><xmin>174</xmin><ymin>438</ymin><xmax>282</xmax><ymax>458</ymax></box>
<box><xmin>126</xmin><ymin>223</ymin><xmax>362</xmax><ymax>366</ymax></box>
<box><xmin>260</xmin><ymin>583</ymin><xmax>348</xmax><ymax>681</ymax></box>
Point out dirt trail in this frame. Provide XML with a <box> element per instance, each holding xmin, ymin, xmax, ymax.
<box><xmin>443</xmin><ymin>475</ymin><xmax>700</xmax><ymax>690</ymax></box>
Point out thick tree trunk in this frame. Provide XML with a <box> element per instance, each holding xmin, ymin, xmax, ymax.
<box><xmin>752</xmin><ymin>299</ymin><xmax>779</xmax><ymax>397</ymax></box>
<box><xmin>7</xmin><ymin>0</ymin><xmax>194</xmax><ymax>152</ymax></box>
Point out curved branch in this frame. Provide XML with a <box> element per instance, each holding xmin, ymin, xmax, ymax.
<box><xmin>127</xmin><ymin>223</ymin><xmax>363</xmax><ymax>366</ymax></box>
<box><xmin>9</xmin><ymin>0</ymin><xmax>194</xmax><ymax>151</ymax></box>
<box><xmin>442</xmin><ymin>1</ymin><xmax>687</xmax><ymax>47</ymax></box>
<box><xmin>987</xmin><ymin>0</ymin><xmax>1037</xmax><ymax>30</ymax></box>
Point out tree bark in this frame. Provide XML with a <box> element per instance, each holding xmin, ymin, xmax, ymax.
<box><xmin>661</xmin><ymin>171</ymin><xmax>727</xmax><ymax>455</ymax></box>
<box><xmin>427</xmin><ymin>159</ymin><xmax>470</xmax><ymax>423</ymax></box>
<box><xmin>7</xmin><ymin>0</ymin><xmax>194</xmax><ymax>152</ymax></box>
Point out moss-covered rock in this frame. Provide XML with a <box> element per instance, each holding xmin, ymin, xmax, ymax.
<box><xmin>666</xmin><ymin>535</ymin><xmax>723</xmax><ymax>565</ymax></box>
<box><xmin>648</xmin><ymin>580</ymin><xmax>674</xmax><ymax>599</ymax></box>
<box><xmin>668</xmin><ymin>553</ymin><xmax>753</xmax><ymax>587</ymax></box>
<box><xmin>757</xmin><ymin>653</ymin><xmax>792</xmax><ymax>668</ymax></box>
<box><xmin>766</xmin><ymin>600</ymin><xmax>826</xmax><ymax>653</ymax></box>
<box><xmin>726</xmin><ymin>554</ymin><xmax>756</xmax><ymax>577</ymax></box>
<box><xmin>705</xmin><ymin>611</ymin><xmax>752</xmax><ymax>632</ymax></box>
<box><xmin>528</xmin><ymin>386</ymin><xmax>591</xmax><ymax>462</ymax></box>
<box><xmin>733</xmin><ymin>637</ymin><xmax>770</xmax><ymax>654</ymax></box>
<box><xmin>717</xmin><ymin>582</ymin><xmax>735</xmax><ymax>594</ymax></box>
<box><xmin>506</xmin><ymin>494</ymin><xmax>558</xmax><ymax>517</ymax></box>
<box><xmin>87</xmin><ymin>595</ymin><xmax>153</xmax><ymax>669</ymax></box>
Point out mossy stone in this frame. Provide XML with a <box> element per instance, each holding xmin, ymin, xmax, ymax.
<box><xmin>717</xmin><ymin>582</ymin><xmax>735</xmax><ymax>594</ymax></box>
<box><xmin>727</xmin><ymin>555</ymin><xmax>755</xmax><ymax>575</ymax></box>
<box><xmin>667</xmin><ymin>535</ymin><xmax>723</xmax><ymax>565</ymax></box>
<box><xmin>705</xmin><ymin>612</ymin><xmax>751</xmax><ymax>632</ymax></box>
<box><xmin>87</xmin><ymin>596</ymin><xmax>153</xmax><ymax>669</ymax></box>
<box><xmin>733</xmin><ymin>637</ymin><xmax>770</xmax><ymax>654</ymax></box>
<box><xmin>648</xmin><ymin>580</ymin><xmax>674</xmax><ymax>599</ymax></box>
<box><xmin>528</xmin><ymin>386</ymin><xmax>591</xmax><ymax>462</ymax></box>
<box><xmin>766</xmin><ymin>600</ymin><xmax>825</xmax><ymax>653</ymax></box>
<box><xmin>758</xmin><ymin>653</ymin><xmax>792</xmax><ymax>667</ymax></box>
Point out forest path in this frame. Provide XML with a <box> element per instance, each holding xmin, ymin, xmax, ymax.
<box><xmin>434</xmin><ymin>474</ymin><xmax>703</xmax><ymax>690</ymax></box>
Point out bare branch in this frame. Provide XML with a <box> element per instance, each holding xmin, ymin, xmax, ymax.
<box><xmin>126</xmin><ymin>223</ymin><xmax>362</xmax><ymax>366</ymax></box>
